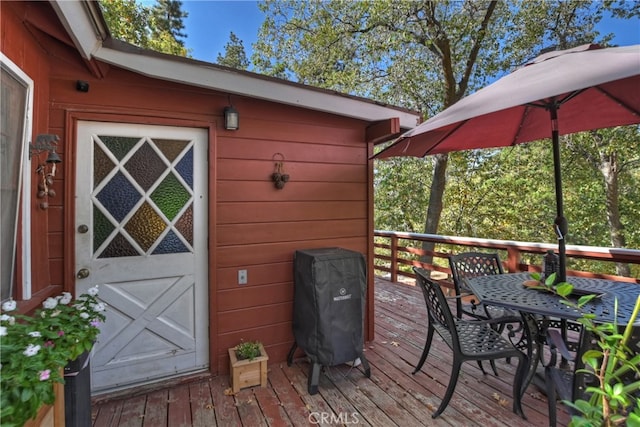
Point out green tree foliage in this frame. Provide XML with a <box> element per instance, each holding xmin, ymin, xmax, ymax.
<box><xmin>99</xmin><ymin>0</ymin><xmax>189</xmax><ymax>56</ymax></box>
<box><xmin>254</xmin><ymin>1</ymin><xmax>639</xmax><ymax>276</ymax></box>
<box><xmin>217</xmin><ymin>32</ymin><xmax>250</xmax><ymax>70</ymax></box>
<box><xmin>151</xmin><ymin>0</ymin><xmax>188</xmax><ymax>43</ymax></box>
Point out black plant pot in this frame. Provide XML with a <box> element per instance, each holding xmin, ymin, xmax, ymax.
<box><xmin>64</xmin><ymin>350</ymin><xmax>92</xmax><ymax>427</ymax></box>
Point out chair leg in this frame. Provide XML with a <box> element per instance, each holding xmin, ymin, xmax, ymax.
<box><xmin>476</xmin><ymin>360</ymin><xmax>487</xmax><ymax>375</ymax></box>
<box><xmin>413</xmin><ymin>326</ymin><xmax>434</xmax><ymax>374</ymax></box>
<box><xmin>490</xmin><ymin>360</ymin><xmax>499</xmax><ymax>376</ymax></box>
<box><xmin>433</xmin><ymin>359</ymin><xmax>462</xmax><ymax>418</ymax></box>
<box><xmin>512</xmin><ymin>355</ymin><xmax>527</xmax><ymax>419</ymax></box>
<box><xmin>545</xmin><ymin>368</ymin><xmax>557</xmax><ymax>427</ymax></box>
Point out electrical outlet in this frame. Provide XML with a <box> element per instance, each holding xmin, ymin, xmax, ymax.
<box><xmin>238</xmin><ymin>269</ymin><xmax>247</xmax><ymax>285</ymax></box>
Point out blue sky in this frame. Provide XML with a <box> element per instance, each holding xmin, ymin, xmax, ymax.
<box><xmin>179</xmin><ymin>1</ymin><xmax>640</xmax><ymax>64</ymax></box>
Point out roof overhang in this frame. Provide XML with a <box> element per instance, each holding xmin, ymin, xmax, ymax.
<box><xmin>49</xmin><ymin>0</ymin><xmax>108</xmax><ymax>59</ymax></box>
<box><xmin>49</xmin><ymin>0</ymin><xmax>420</xmax><ymax>131</ymax></box>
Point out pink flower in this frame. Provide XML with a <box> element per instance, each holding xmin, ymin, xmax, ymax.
<box><xmin>44</xmin><ymin>340</ymin><xmax>55</xmax><ymax>348</ymax></box>
<box><xmin>39</xmin><ymin>370</ymin><xmax>51</xmax><ymax>381</ymax></box>
<box><xmin>57</xmin><ymin>330</ymin><xmax>65</xmax><ymax>336</ymax></box>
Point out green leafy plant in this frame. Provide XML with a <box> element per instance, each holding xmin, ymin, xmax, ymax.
<box><xmin>530</xmin><ymin>273</ymin><xmax>640</xmax><ymax>426</ymax></box>
<box><xmin>0</xmin><ymin>286</ymin><xmax>106</xmax><ymax>427</ymax></box>
<box><xmin>234</xmin><ymin>340</ymin><xmax>262</xmax><ymax>361</ymax></box>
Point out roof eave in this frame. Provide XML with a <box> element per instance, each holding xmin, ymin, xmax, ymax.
<box><xmin>49</xmin><ymin>0</ymin><xmax>108</xmax><ymax>59</ymax></box>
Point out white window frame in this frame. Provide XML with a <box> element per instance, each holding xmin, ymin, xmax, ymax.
<box><xmin>1</xmin><ymin>53</ymin><xmax>33</xmax><ymax>300</ymax></box>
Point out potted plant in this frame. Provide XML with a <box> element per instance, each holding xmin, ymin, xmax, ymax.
<box><xmin>531</xmin><ymin>273</ymin><xmax>640</xmax><ymax>426</ymax></box>
<box><xmin>0</xmin><ymin>286</ymin><xmax>106</xmax><ymax>427</ymax></box>
<box><xmin>228</xmin><ymin>340</ymin><xmax>268</xmax><ymax>393</ymax></box>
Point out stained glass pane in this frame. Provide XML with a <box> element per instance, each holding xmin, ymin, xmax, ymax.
<box><xmin>93</xmin><ymin>207</ymin><xmax>115</xmax><ymax>253</ymax></box>
<box><xmin>99</xmin><ymin>233</ymin><xmax>139</xmax><ymax>258</ymax></box>
<box><xmin>93</xmin><ymin>143</ymin><xmax>114</xmax><ymax>189</ymax></box>
<box><xmin>96</xmin><ymin>171</ymin><xmax>141</xmax><ymax>222</ymax></box>
<box><xmin>175</xmin><ymin>204</ymin><xmax>193</xmax><ymax>247</ymax></box>
<box><xmin>153</xmin><ymin>139</ymin><xmax>189</xmax><ymax>162</ymax></box>
<box><xmin>99</xmin><ymin>136</ymin><xmax>139</xmax><ymax>161</ymax></box>
<box><xmin>153</xmin><ymin>230</ymin><xmax>189</xmax><ymax>254</ymax></box>
<box><xmin>175</xmin><ymin>147</ymin><xmax>193</xmax><ymax>189</ymax></box>
<box><xmin>125</xmin><ymin>141</ymin><xmax>165</xmax><ymax>192</ymax></box>
<box><xmin>150</xmin><ymin>173</ymin><xmax>190</xmax><ymax>221</ymax></box>
<box><xmin>124</xmin><ymin>202</ymin><xmax>166</xmax><ymax>252</ymax></box>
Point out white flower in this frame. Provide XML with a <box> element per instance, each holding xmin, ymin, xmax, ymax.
<box><xmin>0</xmin><ymin>326</ymin><xmax>6</xmax><ymax>336</ymax></box>
<box><xmin>23</xmin><ymin>344</ymin><xmax>41</xmax><ymax>357</ymax></box>
<box><xmin>28</xmin><ymin>331</ymin><xmax>42</xmax><ymax>337</ymax></box>
<box><xmin>87</xmin><ymin>285</ymin><xmax>99</xmax><ymax>297</ymax></box>
<box><xmin>1</xmin><ymin>300</ymin><xmax>16</xmax><ymax>312</ymax></box>
<box><xmin>91</xmin><ymin>302</ymin><xmax>106</xmax><ymax>312</ymax></box>
<box><xmin>42</xmin><ymin>297</ymin><xmax>58</xmax><ymax>310</ymax></box>
<box><xmin>0</xmin><ymin>314</ymin><xmax>15</xmax><ymax>325</ymax></box>
<box><xmin>80</xmin><ymin>312</ymin><xmax>90</xmax><ymax>319</ymax></box>
<box><xmin>58</xmin><ymin>292</ymin><xmax>72</xmax><ymax>305</ymax></box>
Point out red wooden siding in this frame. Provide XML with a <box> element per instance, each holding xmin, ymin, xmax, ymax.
<box><xmin>4</xmin><ymin>0</ymin><xmax>377</xmax><ymax>379</ymax></box>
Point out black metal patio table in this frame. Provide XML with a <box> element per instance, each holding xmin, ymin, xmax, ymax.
<box><xmin>465</xmin><ymin>272</ymin><xmax>640</xmax><ymax>393</ymax></box>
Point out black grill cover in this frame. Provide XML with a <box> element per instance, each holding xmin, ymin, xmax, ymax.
<box><xmin>292</xmin><ymin>248</ymin><xmax>366</xmax><ymax>366</ymax></box>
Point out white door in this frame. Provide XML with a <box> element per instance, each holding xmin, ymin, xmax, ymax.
<box><xmin>75</xmin><ymin>121</ymin><xmax>209</xmax><ymax>393</ymax></box>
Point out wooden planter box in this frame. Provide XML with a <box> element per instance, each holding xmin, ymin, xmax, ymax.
<box><xmin>228</xmin><ymin>343</ymin><xmax>269</xmax><ymax>393</ymax></box>
<box><xmin>24</xmin><ymin>371</ymin><xmax>65</xmax><ymax>427</ymax></box>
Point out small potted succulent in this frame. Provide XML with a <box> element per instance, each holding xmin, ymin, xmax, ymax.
<box><xmin>228</xmin><ymin>340</ymin><xmax>268</xmax><ymax>393</ymax></box>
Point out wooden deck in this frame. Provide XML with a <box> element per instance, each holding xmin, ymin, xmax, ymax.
<box><xmin>92</xmin><ymin>277</ymin><xmax>569</xmax><ymax>426</ymax></box>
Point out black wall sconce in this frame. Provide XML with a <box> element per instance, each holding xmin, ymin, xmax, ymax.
<box><xmin>271</xmin><ymin>153</ymin><xmax>289</xmax><ymax>190</ymax></box>
<box><xmin>29</xmin><ymin>134</ymin><xmax>61</xmax><ymax>210</ymax></box>
<box><xmin>224</xmin><ymin>106</ymin><xmax>239</xmax><ymax>130</ymax></box>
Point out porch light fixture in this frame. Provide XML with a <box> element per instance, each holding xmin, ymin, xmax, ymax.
<box><xmin>224</xmin><ymin>106</ymin><xmax>239</xmax><ymax>130</ymax></box>
<box><xmin>29</xmin><ymin>134</ymin><xmax>62</xmax><ymax>209</ymax></box>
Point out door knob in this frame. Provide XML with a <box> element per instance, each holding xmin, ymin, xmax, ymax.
<box><xmin>77</xmin><ymin>224</ymin><xmax>89</xmax><ymax>233</ymax></box>
<box><xmin>76</xmin><ymin>268</ymin><xmax>90</xmax><ymax>279</ymax></box>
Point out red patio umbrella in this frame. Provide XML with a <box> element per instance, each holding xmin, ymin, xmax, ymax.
<box><xmin>375</xmin><ymin>44</ymin><xmax>640</xmax><ymax>282</ymax></box>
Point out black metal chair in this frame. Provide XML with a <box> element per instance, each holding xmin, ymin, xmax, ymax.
<box><xmin>449</xmin><ymin>251</ymin><xmax>516</xmax><ymax>321</ymax></box>
<box><xmin>544</xmin><ymin>324</ymin><xmax>640</xmax><ymax>427</ymax></box>
<box><xmin>412</xmin><ymin>267</ymin><xmax>528</xmax><ymax>419</ymax></box>
<box><xmin>449</xmin><ymin>252</ymin><xmax>523</xmax><ymax>374</ymax></box>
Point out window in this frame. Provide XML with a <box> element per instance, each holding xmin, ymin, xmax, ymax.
<box><xmin>1</xmin><ymin>54</ymin><xmax>32</xmax><ymax>301</ymax></box>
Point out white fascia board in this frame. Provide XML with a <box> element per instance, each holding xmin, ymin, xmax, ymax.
<box><xmin>50</xmin><ymin>0</ymin><xmax>105</xmax><ymax>60</ymax></box>
<box><xmin>94</xmin><ymin>47</ymin><xmax>420</xmax><ymax>129</ymax></box>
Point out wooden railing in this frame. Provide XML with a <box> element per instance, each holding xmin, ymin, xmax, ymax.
<box><xmin>374</xmin><ymin>230</ymin><xmax>640</xmax><ymax>289</ymax></box>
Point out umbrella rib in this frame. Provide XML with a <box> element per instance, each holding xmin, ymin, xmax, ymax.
<box><xmin>420</xmin><ymin>120</ymin><xmax>468</xmax><ymax>156</ymax></box>
<box><xmin>595</xmin><ymin>86</ymin><xmax>640</xmax><ymax>117</ymax></box>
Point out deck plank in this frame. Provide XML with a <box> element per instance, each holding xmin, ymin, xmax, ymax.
<box><xmin>266</xmin><ymin>363</ymin><xmax>314</xmax><ymax>425</ymax></box>
<box><xmin>142</xmin><ymin>389</ymin><xmax>168</xmax><ymax>427</ymax></box>
<box><xmin>209</xmin><ymin>375</ymin><xmax>242</xmax><ymax>425</ymax></box>
<box><xmin>117</xmin><ymin>394</ymin><xmax>146</xmax><ymax>427</ymax></box>
<box><xmin>92</xmin><ymin>277</ymin><xmax>570</xmax><ymax>426</ymax></box>
<box><xmin>189</xmin><ymin>380</ymin><xmax>217</xmax><ymax>427</ymax></box>
<box><xmin>92</xmin><ymin>399</ymin><xmax>123</xmax><ymax>427</ymax></box>
<box><xmin>252</xmin><ymin>379</ymin><xmax>294</xmax><ymax>426</ymax></box>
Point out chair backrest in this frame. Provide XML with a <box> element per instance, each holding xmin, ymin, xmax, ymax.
<box><xmin>449</xmin><ymin>251</ymin><xmax>504</xmax><ymax>291</ymax></box>
<box><xmin>414</xmin><ymin>267</ymin><xmax>459</xmax><ymax>349</ymax></box>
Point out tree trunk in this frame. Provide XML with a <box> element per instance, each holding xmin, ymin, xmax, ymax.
<box><xmin>599</xmin><ymin>151</ymin><xmax>630</xmax><ymax>277</ymax></box>
<box><xmin>421</xmin><ymin>153</ymin><xmax>448</xmax><ymax>272</ymax></box>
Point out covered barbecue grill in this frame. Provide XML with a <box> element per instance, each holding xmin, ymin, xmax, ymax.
<box><xmin>287</xmin><ymin>247</ymin><xmax>371</xmax><ymax>394</ymax></box>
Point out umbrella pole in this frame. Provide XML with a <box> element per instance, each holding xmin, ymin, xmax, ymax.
<box><xmin>550</xmin><ymin>103</ymin><xmax>568</xmax><ymax>282</ymax></box>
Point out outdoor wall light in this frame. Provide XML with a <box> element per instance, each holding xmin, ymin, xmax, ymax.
<box><xmin>29</xmin><ymin>134</ymin><xmax>62</xmax><ymax>210</ymax></box>
<box><xmin>224</xmin><ymin>106</ymin><xmax>239</xmax><ymax>130</ymax></box>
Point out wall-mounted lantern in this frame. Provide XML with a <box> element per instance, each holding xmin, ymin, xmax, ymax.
<box><xmin>224</xmin><ymin>106</ymin><xmax>239</xmax><ymax>130</ymax></box>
